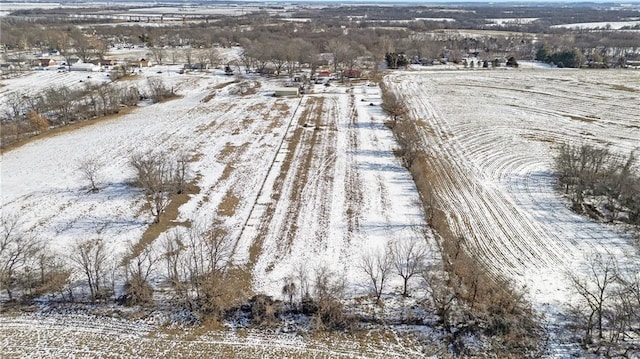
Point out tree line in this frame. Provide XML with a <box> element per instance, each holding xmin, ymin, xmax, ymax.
<box><xmin>0</xmin><ymin>78</ymin><xmax>174</xmax><ymax>149</ymax></box>
<box><xmin>380</xmin><ymin>83</ymin><xmax>545</xmax><ymax>357</ymax></box>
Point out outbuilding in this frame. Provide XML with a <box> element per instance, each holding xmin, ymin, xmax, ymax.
<box><xmin>274</xmin><ymin>87</ymin><xmax>300</xmax><ymax>97</ymax></box>
<box><xmin>69</xmin><ymin>62</ymin><xmax>100</xmax><ymax>72</ymax></box>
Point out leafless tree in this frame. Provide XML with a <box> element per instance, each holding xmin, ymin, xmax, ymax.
<box><xmin>69</xmin><ymin>238</ymin><xmax>110</xmax><ymax>301</ymax></box>
<box><xmin>282</xmin><ymin>276</ymin><xmax>296</xmax><ymax>305</ymax></box>
<box><xmin>391</xmin><ymin>236</ymin><xmax>428</xmax><ymax>297</ymax></box>
<box><xmin>423</xmin><ymin>268</ymin><xmax>457</xmax><ymax>330</ymax></box>
<box><xmin>360</xmin><ymin>246</ymin><xmax>393</xmax><ymax>303</ymax></box>
<box><xmin>130</xmin><ymin>151</ymin><xmax>187</xmax><ymax>223</ymax></box>
<box><xmin>146</xmin><ymin>78</ymin><xmax>174</xmax><ymax>103</ymax></box>
<box><xmin>568</xmin><ymin>252</ymin><xmax>618</xmax><ymax>343</ymax></box>
<box><xmin>149</xmin><ymin>46</ymin><xmax>166</xmax><ymax>65</ymax></box>
<box><xmin>78</xmin><ymin>157</ymin><xmax>104</xmax><ymax>192</ymax></box>
<box><xmin>0</xmin><ymin>215</ymin><xmax>41</xmax><ymax>300</ymax></box>
<box><xmin>45</xmin><ymin>85</ymin><xmax>78</xmax><ymax>125</ymax></box>
<box><xmin>310</xmin><ymin>265</ymin><xmax>350</xmax><ymax>331</ymax></box>
<box><xmin>326</xmin><ymin>38</ymin><xmax>351</xmax><ymax>74</ymax></box>
<box><xmin>184</xmin><ymin>47</ymin><xmax>193</xmax><ymax>69</ymax></box>
<box><xmin>206</xmin><ymin>47</ymin><xmax>221</xmax><ymax>68</ymax></box>
<box><xmin>121</xmin><ymin>241</ymin><xmax>159</xmax><ymax>305</ymax></box>
<box><xmin>162</xmin><ymin>230</ymin><xmax>184</xmax><ymax>284</ymax></box>
<box><xmin>3</xmin><ymin>91</ymin><xmax>25</xmax><ymax>121</ymax></box>
<box><xmin>380</xmin><ymin>82</ymin><xmax>408</xmax><ymax>125</ymax></box>
<box><xmin>177</xmin><ymin>220</ymin><xmax>237</xmax><ymax>316</ymax></box>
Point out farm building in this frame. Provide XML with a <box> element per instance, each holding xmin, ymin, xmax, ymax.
<box><xmin>69</xmin><ymin>62</ymin><xmax>100</xmax><ymax>72</ymax></box>
<box><xmin>317</xmin><ymin>70</ymin><xmax>332</xmax><ymax>78</ymax></box>
<box><xmin>37</xmin><ymin>59</ymin><xmax>57</xmax><ymax>67</ymax></box>
<box><xmin>274</xmin><ymin>87</ymin><xmax>299</xmax><ymax>97</ymax></box>
<box><xmin>127</xmin><ymin>58</ymin><xmax>152</xmax><ymax>68</ymax></box>
<box><xmin>343</xmin><ymin>69</ymin><xmax>362</xmax><ymax>78</ymax></box>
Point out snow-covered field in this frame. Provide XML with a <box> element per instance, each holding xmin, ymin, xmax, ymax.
<box><xmin>0</xmin><ymin>311</ymin><xmax>428</xmax><ymax>358</ymax></box>
<box><xmin>1</xmin><ymin>66</ymin><xmax>437</xmax><ymax>354</ymax></box>
<box><xmin>551</xmin><ymin>21</ymin><xmax>640</xmax><ymax>30</ymax></box>
<box><xmin>3</xmin><ymin>61</ymin><xmax>639</xmax><ymax>355</ymax></box>
<box><xmin>387</xmin><ymin>68</ymin><xmax>640</xmax><ymax>350</ymax></box>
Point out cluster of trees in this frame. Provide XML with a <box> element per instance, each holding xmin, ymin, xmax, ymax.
<box><xmin>555</xmin><ymin>143</ymin><xmax>640</xmax><ymax>226</ymax></box>
<box><xmin>536</xmin><ymin>45</ymin><xmax>586</xmax><ymax>68</ymax></box>
<box><xmin>567</xmin><ymin>252</ymin><xmax>640</xmax><ymax>357</ymax></box>
<box><xmin>129</xmin><ymin>151</ymin><xmax>189</xmax><ymax>223</ymax></box>
<box><xmin>0</xmin><ymin>78</ymin><xmax>174</xmax><ymax>149</ymax></box>
<box><xmin>2</xmin><ymin>3</ymin><xmax>639</xmax><ymax>73</ymax></box>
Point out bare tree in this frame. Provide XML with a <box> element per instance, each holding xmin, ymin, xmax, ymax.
<box><xmin>380</xmin><ymin>82</ymin><xmax>408</xmax><ymax>125</ymax></box>
<box><xmin>0</xmin><ymin>215</ymin><xmax>41</xmax><ymax>300</ymax></box>
<box><xmin>149</xmin><ymin>46</ymin><xmax>166</xmax><ymax>65</ymax></box>
<box><xmin>360</xmin><ymin>246</ymin><xmax>393</xmax><ymax>303</ymax></box>
<box><xmin>69</xmin><ymin>238</ymin><xmax>110</xmax><ymax>301</ymax></box>
<box><xmin>282</xmin><ymin>276</ymin><xmax>296</xmax><ymax>305</ymax></box>
<box><xmin>326</xmin><ymin>38</ymin><xmax>350</xmax><ymax>74</ymax></box>
<box><xmin>78</xmin><ymin>157</ymin><xmax>104</xmax><ymax>192</ymax></box>
<box><xmin>121</xmin><ymin>241</ymin><xmax>159</xmax><ymax>305</ymax></box>
<box><xmin>162</xmin><ymin>230</ymin><xmax>184</xmax><ymax>284</ymax></box>
<box><xmin>184</xmin><ymin>47</ymin><xmax>193</xmax><ymax>69</ymax></box>
<box><xmin>146</xmin><ymin>78</ymin><xmax>174</xmax><ymax>103</ymax></box>
<box><xmin>130</xmin><ymin>151</ymin><xmax>187</xmax><ymax>223</ymax></box>
<box><xmin>423</xmin><ymin>268</ymin><xmax>456</xmax><ymax>330</ymax></box>
<box><xmin>391</xmin><ymin>237</ymin><xmax>428</xmax><ymax>297</ymax></box>
<box><xmin>206</xmin><ymin>47</ymin><xmax>221</xmax><ymax>69</ymax></box>
<box><xmin>3</xmin><ymin>91</ymin><xmax>25</xmax><ymax>121</ymax></box>
<box><xmin>568</xmin><ymin>252</ymin><xmax>618</xmax><ymax>344</ymax></box>
<box><xmin>178</xmin><ymin>220</ymin><xmax>237</xmax><ymax>316</ymax></box>
<box><xmin>311</xmin><ymin>266</ymin><xmax>350</xmax><ymax>331</ymax></box>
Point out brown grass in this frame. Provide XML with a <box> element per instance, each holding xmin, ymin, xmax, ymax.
<box><xmin>131</xmin><ymin>180</ymin><xmax>200</xmax><ymax>259</ymax></box>
<box><xmin>611</xmin><ymin>84</ymin><xmax>637</xmax><ymax>92</ymax></box>
<box><xmin>217</xmin><ymin>189</ymin><xmax>239</xmax><ymax>217</ymax></box>
<box><xmin>566</xmin><ymin>114</ymin><xmax>597</xmax><ymax>123</ymax></box>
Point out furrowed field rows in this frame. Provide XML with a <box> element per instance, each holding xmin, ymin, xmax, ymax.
<box><xmin>387</xmin><ymin>68</ymin><xmax>640</xmax><ymax>318</ymax></box>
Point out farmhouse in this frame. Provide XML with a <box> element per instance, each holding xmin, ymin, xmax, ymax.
<box><xmin>343</xmin><ymin>69</ymin><xmax>362</xmax><ymax>78</ymax></box>
<box><xmin>37</xmin><ymin>58</ymin><xmax>57</xmax><ymax>67</ymax></box>
<box><xmin>128</xmin><ymin>58</ymin><xmax>152</xmax><ymax>68</ymax></box>
<box><xmin>274</xmin><ymin>87</ymin><xmax>299</xmax><ymax>97</ymax></box>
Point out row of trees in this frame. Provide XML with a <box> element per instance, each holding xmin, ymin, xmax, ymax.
<box><xmin>555</xmin><ymin>143</ymin><xmax>640</xmax><ymax>226</ymax></box>
<box><xmin>380</xmin><ymin>83</ymin><xmax>544</xmax><ymax>356</ymax></box>
<box><xmin>0</xmin><ymin>78</ymin><xmax>174</xmax><ymax>149</ymax></box>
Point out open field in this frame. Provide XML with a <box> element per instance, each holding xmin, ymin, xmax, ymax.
<box><xmin>0</xmin><ymin>66</ymin><xmax>440</xmax><ymax>355</ymax></box>
<box><xmin>386</xmin><ymin>68</ymin><xmax>640</xmax><ymax>345</ymax></box>
<box><xmin>0</xmin><ymin>311</ymin><xmax>429</xmax><ymax>359</ymax></box>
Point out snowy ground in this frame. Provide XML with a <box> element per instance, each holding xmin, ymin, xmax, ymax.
<box><xmin>1</xmin><ymin>67</ymin><xmax>437</xmax><ymax>354</ymax></box>
<box><xmin>0</xmin><ymin>311</ymin><xmax>429</xmax><ymax>358</ymax></box>
<box><xmin>386</xmin><ymin>67</ymin><xmax>640</xmax><ymax>354</ymax></box>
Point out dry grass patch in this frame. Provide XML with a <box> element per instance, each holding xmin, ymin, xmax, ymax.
<box><xmin>133</xmin><ymin>180</ymin><xmax>200</xmax><ymax>258</ymax></box>
<box><xmin>217</xmin><ymin>189</ymin><xmax>239</xmax><ymax>217</ymax></box>
<box><xmin>611</xmin><ymin>84</ymin><xmax>637</xmax><ymax>92</ymax></box>
<box><xmin>566</xmin><ymin>114</ymin><xmax>597</xmax><ymax>123</ymax></box>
